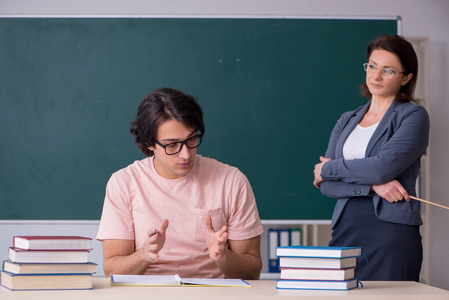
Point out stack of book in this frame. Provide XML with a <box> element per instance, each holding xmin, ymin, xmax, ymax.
<box><xmin>1</xmin><ymin>236</ymin><xmax>96</xmax><ymax>291</ymax></box>
<box><xmin>275</xmin><ymin>245</ymin><xmax>362</xmax><ymax>291</ymax></box>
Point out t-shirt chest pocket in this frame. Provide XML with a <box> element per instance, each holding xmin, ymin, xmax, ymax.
<box><xmin>193</xmin><ymin>207</ymin><xmax>227</xmax><ymax>243</ymax></box>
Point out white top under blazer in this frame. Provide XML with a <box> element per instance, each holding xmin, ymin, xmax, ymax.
<box><xmin>342</xmin><ymin>122</ymin><xmax>379</xmax><ymax>160</ymax></box>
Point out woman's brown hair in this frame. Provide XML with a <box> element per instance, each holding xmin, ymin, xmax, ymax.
<box><xmin>360</xmin><ymin>35</ymin><xmax>418</xmax><ymax>103</ymax></box>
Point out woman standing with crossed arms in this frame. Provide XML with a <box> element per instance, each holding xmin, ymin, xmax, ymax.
<box><xmin>313</xmin><ymin>35</ymin><xmax>430</xmax><ymax>281</ymax></box>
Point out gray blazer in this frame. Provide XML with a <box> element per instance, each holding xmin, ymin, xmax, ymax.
<box><xmin>320</xmin><ymin>100</ymin><xmax>430</xmax><ymax>229</ymax></box>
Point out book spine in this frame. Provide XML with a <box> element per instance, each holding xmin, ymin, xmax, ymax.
<box><xmin>290</xmin><ymin>229</ymin><xmax>302</xmax><ymax>246</ymax></box>
<box><xmin>268</xmin><ymin>229</ymin><xmax>279</xmax><ymax>273</ymax></box>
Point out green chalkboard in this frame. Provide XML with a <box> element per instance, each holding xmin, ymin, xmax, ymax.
<box><xmin>0</xmin><ymin>17</ymin><xmax>397</xmax><ymax>220</ymax></box>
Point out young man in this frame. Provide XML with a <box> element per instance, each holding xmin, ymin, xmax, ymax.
<box><xmin>96</xmin><ymin>88</ymin><xmax>263</xmax><ymax>279</ymax></box>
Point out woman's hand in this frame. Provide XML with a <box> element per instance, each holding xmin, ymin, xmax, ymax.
<box><xmin>313</xmin><ymin>156</ymin><xmax>331</xmax><ymax>188</ymax></box>
<box><xmin>372</xmin><ymin>180</ymin><xmax>410</xmax><ymax>203</ymax></box>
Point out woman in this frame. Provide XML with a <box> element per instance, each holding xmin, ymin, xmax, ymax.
<box><xmin>313</xmin><ymin>35</ymin><xmax>430</xmax><ymax>281</ymax></box>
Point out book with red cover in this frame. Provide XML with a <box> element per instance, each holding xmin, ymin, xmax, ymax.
<box><xmin>280</xmin><ymin>267</ymin><xmax>356</xmax><ymax>281</ymax></box>
<box><xmin>13</xmin><ymin>236</ymin><xmax>92</xmax><ymax>251</ymax></box>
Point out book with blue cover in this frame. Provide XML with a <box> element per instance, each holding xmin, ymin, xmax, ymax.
<box><xmin>0</xmin><ymin>270</ymin><xmax>92</xmax><ymax>290</ymax></box>
<box><xmin>276</xmin><ymin>246</ymin><xmax>362</xmax><ymax>258</ymax></box>
<box><xmin>276</xmin><ymin>278</ymin><xmax>359</xmax><ymax>290</ymax></box>
<box><xmin>2</xmin><ymin>260</ymin><xmax>96</xmax><ymax>275</ymax></box>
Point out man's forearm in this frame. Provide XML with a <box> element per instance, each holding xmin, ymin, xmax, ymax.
<box><xmin>214</xmin><ymin>248</ymin><xmax>262</xmax><ymax>280</ymax></box>
<box><xmin>103</xmin><ymin>248</ymin><xmax>151</xmax><ymax>277</ymax></box>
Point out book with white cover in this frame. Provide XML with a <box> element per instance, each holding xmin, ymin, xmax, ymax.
<box><xmin>8</xmin><ymin>248</ymin><xmax>90</xmax><ymax>264</ymax></box>
<box><xmin>279</xmin><ymin>256</ymin><xmax>357</xmax><ymax>269</ymax></box>
<box><xmin>110</xmin><ymin>274</ymin><xmax>251</xmax><ymax>287</ymax></box>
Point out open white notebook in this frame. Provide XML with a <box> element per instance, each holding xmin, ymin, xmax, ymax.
<box><xmin>110</xmin><ymin>274</ymin><xmax>251</xmax><ymax>287</ymax></box>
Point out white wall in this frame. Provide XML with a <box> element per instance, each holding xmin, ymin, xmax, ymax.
<box><xmin>1</xmin><ymin>0</ymin><xmax>448</xmax><ymax>290</ymax></box>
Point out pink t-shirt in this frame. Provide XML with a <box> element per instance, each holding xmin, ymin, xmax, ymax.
<box><xmin>96</xmin><ymin>155</ymin><xmax>263</xmax><ymax>278</ymax></box>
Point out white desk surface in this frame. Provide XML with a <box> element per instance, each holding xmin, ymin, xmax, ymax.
<box><xmin>1</xmin><ymin>278</ymin><xmax>449</xmax><ymax>300</ymax></box>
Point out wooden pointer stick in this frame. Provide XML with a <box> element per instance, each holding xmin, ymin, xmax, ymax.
<box><xmin>410</xmin><ymin>196</ymin><xmax>449</xmax><ymax>211</ymax></box>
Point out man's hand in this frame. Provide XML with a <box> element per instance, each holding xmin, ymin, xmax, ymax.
<box><xmin>143</xmin><ymin>219</ymin><xmax>169</xmax><ymax>262</ymax></box>
<box><xmin>204</xmin><ymin>214</ymin><xmax>228</xmax><ymax>262</ymax></box>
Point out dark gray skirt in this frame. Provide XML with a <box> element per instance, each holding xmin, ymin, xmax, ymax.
<box><xmin>329</xmin><ymin>197</ymin><xmax>422</xmax><ymax>281</ymax></box>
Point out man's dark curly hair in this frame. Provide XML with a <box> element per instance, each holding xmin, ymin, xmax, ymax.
<box><xmin>130</xmin><ymin>88</ymin><xmax>205</xmax><ymax>157</ymax></box>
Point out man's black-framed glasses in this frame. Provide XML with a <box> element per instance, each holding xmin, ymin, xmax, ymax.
<box><xmin>155</xmin><ymin>134</ymin><xmax>203</xmax><ymax>155</ymax></box>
